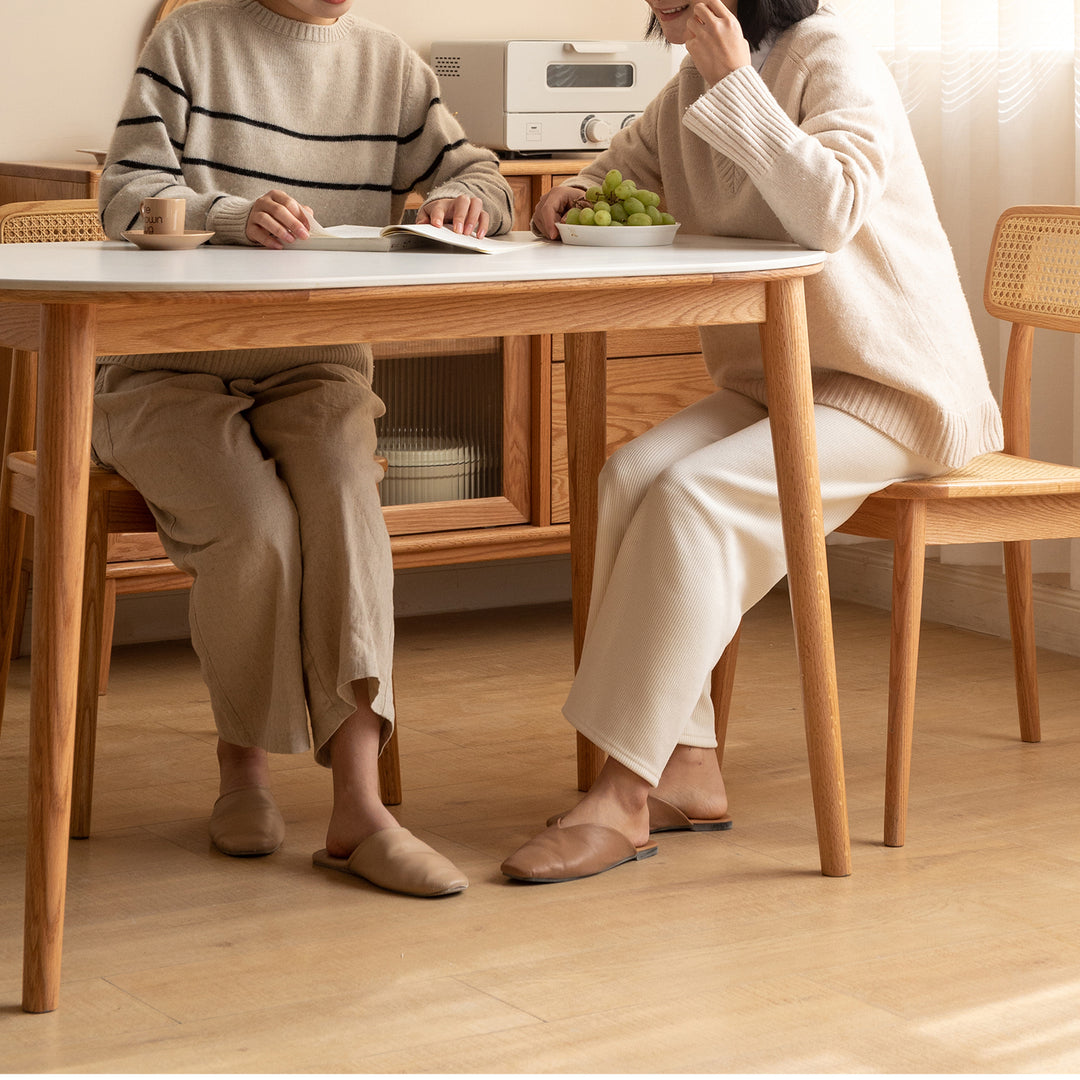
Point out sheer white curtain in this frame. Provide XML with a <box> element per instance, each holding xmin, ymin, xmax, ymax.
<box><xmin>832</xmin><ymin>0</ymin><xmax>1080</xmax><ymax>578</ymax></box>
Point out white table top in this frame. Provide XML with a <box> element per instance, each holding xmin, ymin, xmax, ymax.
<box><xmin>0</xmin><ymin>232</ymin><xmax>825</xmax><ymax>295</ymax></box>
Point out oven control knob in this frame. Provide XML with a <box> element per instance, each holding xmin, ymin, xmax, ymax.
<box><xmin>581</xmin><ymin>115</ymin><xmax>613</xmax><ymax>144</ymax></box>
<box><xmin>621</xmin><ymin>114</ymin><xmax>638</xmax><ymax>129</ymax></box>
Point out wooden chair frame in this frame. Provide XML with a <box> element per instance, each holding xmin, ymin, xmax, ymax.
<box><xmin>1</xmin><ymin>198</ymin><xmax>401</xmax><ymax>839</ymax></box>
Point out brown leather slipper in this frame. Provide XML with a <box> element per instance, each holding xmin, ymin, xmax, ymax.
<box><xmin>501</xmin><ymin>819</ymin><xmax>658</xmax><ymax>883</ymax></box>
<box><xmin>546</xmin><ymin>794</ymin><xmax>732</xmax><ymax>835</ymax></box>
<box><xmin>209</xmin><ymin>785</ymin><xmax>285</xmax><ymax>857</ymax></box>
<box><xmin>646</xmin><ymin>795</ymin><xmax>733</xmax><ymax>833</ymax></box>
<box><xmin>312</xmin><ymin>826</ymin><xmax>468</xmax><ymax>897</ymax></box>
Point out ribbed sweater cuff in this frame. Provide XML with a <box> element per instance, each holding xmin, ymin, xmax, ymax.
<box><xmin>682</xmin><ymin>65</ymin><xmax>800</xmax><ymax>181</ymax></box>
<box><xmin>207</xmin><ymin>195</ymin><xmax>257</xmax><ymax>245</ymax></box>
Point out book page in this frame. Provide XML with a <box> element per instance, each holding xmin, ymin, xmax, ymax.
<box><xmin>290</xmin><ymin>223</ymin><xmax>392</xmax><ymax>251</ymax></box>
<box><xmin>381</xmin><ymin>223</ymin><xmax>520</xmax><ymax>255</ymax></box>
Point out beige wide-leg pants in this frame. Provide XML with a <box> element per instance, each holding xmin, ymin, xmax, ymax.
<box><xmin>564</xmin><ymin>389</ymin><xmax>947</xmax><ymax>785</ymax></box>
<box><xmin>92</xmin><ymin>362</ymin><xmax>393</xmax><ymax>766</ymax></box>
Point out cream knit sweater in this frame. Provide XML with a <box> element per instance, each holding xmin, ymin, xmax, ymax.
<box><xmin>568</xmin><ymin>6</ymin><xmax>1003</xmax><ymax>469</ymax></box>
<box><xmin>98</xmin><ymin>0</ymin><xmax>513</xmax><ymax>379</ymax></box>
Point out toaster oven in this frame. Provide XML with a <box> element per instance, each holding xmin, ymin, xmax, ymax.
<box><xmin>429</xmin><ymin>39</ymin><xmax>678</xmax><ymax>154</ymax></box>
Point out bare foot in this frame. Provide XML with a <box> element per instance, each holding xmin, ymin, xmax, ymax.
<box><xmin>559</xmin><ymin>757</ymin><xmax>652</xmax><ymax>848</ymax></box>
<box><xmin>217</xmin><ymin>739</ymin><xmax>271</xmax><ymax>797</ymax></box>
<box><xmin>653</xmin><ymin>745</ymin><xmax>728</xmax><ymax>821</ymax></box>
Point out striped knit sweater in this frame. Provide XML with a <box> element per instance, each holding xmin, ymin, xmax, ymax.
<box><xmin>98</xmin><ymin>0</ymin><xmax>514</xmax><ymax>378</ymax></box>
<box><xmin>564</xmin><ymin>6</ymin><xmax>1003</xmax><ymax>469</ymax></box>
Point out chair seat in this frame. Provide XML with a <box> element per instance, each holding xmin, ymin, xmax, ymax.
<box><xmin>874</xmin><ymin>452</ymin><xmax>1080</xmax><ymax>499</ymax></box>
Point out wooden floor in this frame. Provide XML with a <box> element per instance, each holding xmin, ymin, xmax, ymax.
<box><xmin>3</xmin><ymin>591</ymin><xmax>1080</xmax><ymax>1072</ymax></box>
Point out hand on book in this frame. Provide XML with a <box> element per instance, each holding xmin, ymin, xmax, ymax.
<box><xmin>416</xmin><ymin>195</ymin><xmax>489</xmax><ymax>240</ymax></box>
<box><xmin>246</xmin><ymin>189</ymin><xmax>315</xmax><ymax>250</ymax></box>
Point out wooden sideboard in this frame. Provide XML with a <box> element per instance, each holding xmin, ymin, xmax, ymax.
<box><xmin>0</xmin><ymin>157</ymin><xmax>715</xmax><ymax>577</ymax></box>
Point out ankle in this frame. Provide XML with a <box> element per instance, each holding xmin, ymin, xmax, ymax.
<box><xmin>217</xmin><ymin>739</ymin><xmax>270</xmax><ymax>796</ymax></box>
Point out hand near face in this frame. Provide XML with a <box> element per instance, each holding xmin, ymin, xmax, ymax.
<box><xmin>684</xmin><ymin>0</ymin><xmax>752</xmax><ymax>87</ymax></box>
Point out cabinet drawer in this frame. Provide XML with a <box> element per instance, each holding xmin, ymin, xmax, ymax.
<box><xmin>550</xmin><ymin>352</ymin><xmax>715</xmax><ymax>522</ymax></box>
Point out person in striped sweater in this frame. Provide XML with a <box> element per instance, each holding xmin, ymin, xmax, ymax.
<box><xmin>96</xmin><ymin>0</ymin><xmax>514</xmax><ymax>897</ymax></box>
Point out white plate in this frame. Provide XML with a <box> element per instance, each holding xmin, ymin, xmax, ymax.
<box><xmin>555</xmin><ymin>222</ymin><xmax>680</xmax><ymax>248</ymax></box>
<box><xmin>122</xmin><ymin>229</ymin><xmax>214</xmax><ymax>251</ymax></box>
<box><xmin>77</xmin><ymin>148</ymin><xmax>108</xmax><ymax>165</ymax></box>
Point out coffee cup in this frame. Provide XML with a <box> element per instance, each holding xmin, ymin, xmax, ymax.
<box><xmin>140</xmin><ymin>197</ymin><xmax>186</xmax><ymax>235</ymax></box>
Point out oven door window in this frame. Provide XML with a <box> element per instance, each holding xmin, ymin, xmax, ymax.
<box><xmin>546</xmin><ymin>63</ymin><xmax>635</xmax><ymax>88</ymax></box>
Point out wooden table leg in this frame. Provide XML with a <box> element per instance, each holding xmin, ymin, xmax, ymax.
<box><xmin>760</xmin><ymin>278</ymin><xmax>851</xmax><ymax>877</ymax></box>
<box><xmin>22</xmin><ymin>303</ymin><xmax>96</xmax><ymax>1012</ymax></box>
<box><xmin>563</xmin><ymin>330</ymin><xmax>607</xmax><ymax>792</ymax></box>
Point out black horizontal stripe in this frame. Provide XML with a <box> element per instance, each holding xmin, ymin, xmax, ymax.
<box><xmin>117</xmin><ymin>116</ymin><xmax>185</xmax><ymax>153</ymax></box>
<box><xmin>181</xmin><ymin>156</ymin><xmax>402</xmax><ymax>193</ymax></box>
<box><xmin>136</xmin><ymin>63</ymin><xmax>442</xmax><ymax>146</ymax></box>
<box><xmin>189</xmin><ymin>100</ymin><xmax>441</xmax><ymax>145</ymax></box>
<box><xmin>114</xmin><ymin>158</ymin><xmax>185</xmax><ymax>177</ymax></box>
<box><xmin>402</xmin><ymin>137</ymin><xmax>472</xmax><ymax>191</ymax></box>
<box><xmin>136</xmin><ymin>65</ymin><xmax>191</xmax><ymax>102</ymax></box>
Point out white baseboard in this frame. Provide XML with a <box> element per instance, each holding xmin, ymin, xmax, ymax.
<box><xmin>19</xmin><ymin>545</ymin><xmax>1080</xmax><ymax>660</ymax></box>
<box><xmin>826</xmin><ymin>542</ymin><xmax>1080</xmax><ymax>659</ymax></box>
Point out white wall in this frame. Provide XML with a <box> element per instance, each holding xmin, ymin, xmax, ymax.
<box><xmin>0</xmin><ymin>0</ymin><xmax>646</xmax><ymax>160</ymax></box>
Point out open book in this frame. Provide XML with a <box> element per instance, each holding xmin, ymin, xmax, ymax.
<box><xmin>292</xmin><ymin>221</ymin><xmax>519</xmax><ymax>254</ymax></box>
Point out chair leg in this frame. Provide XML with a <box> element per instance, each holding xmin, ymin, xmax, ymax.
<box><xmin>1</xmin><ymin>348</ymin><xmax>36</xmax><ymax>735</ymax></box>
<box><xmin>884</xmin><ymin>500</ymin><xmax>927</xmax><ymax>848</ymax></box>
<box><xmin>0</xmin><ymin>511</ymin><xmax>26</xmax><ymax>734</ymax></box>
<box><xmin>1003</xmin><ymin>538</ymin><xmax>1040</xmax><ymax>743</ymax></box>
<box><xmin>711</xmin><ymin>622</ymin><xmax>742</xmax><ymax>771</ymax></box>
<box><xmin>97</xmin><ymin>579</ymin><xmax>118</xmax><ymax>696</ymax></box>
<box><xmin>70</xmin><ymin>492</ymin><xmax>110</xmax><ymax>839</ymax></box>
<box><xmin>12</xmin><ymin>564</ymin><xmax>29</xmax><ymax>660</ymax></box>
<box><xmin>378</xmin><ymin>725</ymin><xmax>402</xmax><ymax>806</ymax></box>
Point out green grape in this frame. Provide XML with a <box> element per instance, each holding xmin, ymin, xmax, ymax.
<box><xmin>609</xmin><ymin>203</ymin><xmax>628</xmax><ymax>223</ymax></box>
<box><xmin>585</xmin><ymin>186</ymin><xmax>603</xmax><ymax>204</ymax></box>
<box><xmin>659</xmin><ymin>212</ymin><xmax>676</xmax><ymax>225</ymax></box>
<box><xmin>646</xmin><ymin>205</ymin><xmax>662</xmax><ymax>224</ymax></box>
<box><xmin>636</xmin><ymin>189</ymin><xmax>661</xmax><ymax>209</ymax></box>
<box><xmin>593</xmin><ymin>209</ymin><xmax>612</xmax><ymax>226</ymax></box>
<box><xmin>602</xmin><ymin>168</ymin><xmax>622</xmax><ymax>195</ymax></box>
<box><xmin>609</xmin><ymin>219</ymin><xmax>625</xmax><ymax>225</ymax></box>
<box><xmin>622</xmin><ymin>196</ymin><xmax>645</xmax><ymax>217</ymax></box>
<box><xmin>627</xmin><ymin>212</ymin><xmax>652</xmax><ymax>226</ymax></box>
<box><xmin>613</xmin><ymin>180</ymin><xmax>637</xmax><ymax>201</ymax></box>
<box><xmin>578</xmin><ymin>206</ymin><xmax>596</xmax><ymax>225</ymax></box>
<box><xmin>564</xmin><ymin>207</ymin><xmax>581</xmax><ymax>225</ymax></box>
<box><xmin>593</xmin><ymin>199</ymin><xmax>611</xmax><ymax>214</ymax></box>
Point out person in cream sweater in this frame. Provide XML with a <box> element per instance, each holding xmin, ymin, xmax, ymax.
<box><xmin>97</xmin><ymin>0</ymin><xmax>513</xmax><ymax>897</ymax></box>
<box><xmin>502</xmin><ymin>0</ymin><xmax>1004</xmax><ymax>884</ymax></box>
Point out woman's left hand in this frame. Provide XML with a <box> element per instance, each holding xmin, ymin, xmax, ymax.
<box><xmin>684</xmin><ymin>0</ymin><xmax>752</xmax><ymax>88</ymax></box>
<box><xmin>417</xmin><ymin>196</ymin><xmax>489</xmax><ymax>238</ymax></box>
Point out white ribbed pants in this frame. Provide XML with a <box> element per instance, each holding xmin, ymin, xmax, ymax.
<box><xmin>564</xmin><ymin>389</ymin><xmax>946</xmax><ymax>785</ymax></box>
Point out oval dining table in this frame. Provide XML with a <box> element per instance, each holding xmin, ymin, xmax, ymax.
<box><xmin>0</xmin><ymin>231</ymin><xmax>839</xmax><ymax>1013</ymax></box>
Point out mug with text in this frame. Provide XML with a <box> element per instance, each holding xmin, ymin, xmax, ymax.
<box><xmin>140</xmin><ymin>197</ymin><xmax>186</xmax><ymax>235</ymax></box>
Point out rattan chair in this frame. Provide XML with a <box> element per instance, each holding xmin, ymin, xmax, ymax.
<box><xmin>709</xmin><ymin>206</ymin><xmax>1080</xmax><ymax>849</ymax></box>
<box><xmin>834</xmin><ymin>204</ymin><xmax>1080</xmax><ymax>846</ymax></box>
<box><xmin>0</xmin><ymin>198</ymin><xmax>401</xmax><ymax>838</ymax></box>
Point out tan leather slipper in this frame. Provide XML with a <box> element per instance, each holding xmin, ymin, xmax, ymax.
<box><xmin>646</xmin><ymin>795</ymin><xmax>733</xmax><ymax>833</ymax></box>
<box><xmin>501</xmin><ymin>819</ymin><xmax>658</xmax><ymax>883</ymax></box>
<box><xmin>312</xmin><ymin>827</ymin><xmax>468</xmax><ymax>897</ymax></box>
<box><xmin>209</xmin><ymin>786</ymin><xmax>285</xmax><ymax>857</ymax></box>
<box><xmin>547</xmin><ymin>794</ymin><xmax>732</xmax><ymax>834</ymax></box>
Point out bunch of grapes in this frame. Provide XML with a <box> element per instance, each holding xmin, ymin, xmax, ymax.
<box><xmin>562</xmin><ymin>169</ymin><xmax>677</xmax><ymax>228</ymax></box>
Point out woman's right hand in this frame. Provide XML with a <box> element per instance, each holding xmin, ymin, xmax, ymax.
<box><xmin>246</xmin><ymin>190</ymin><xmax>313</xmax><ymax>249</ymax></box>
<box><xmin>531</xmin><ymin>185</ymin><xmax>585</xmax><ymax>240</ymax></box>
